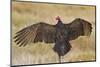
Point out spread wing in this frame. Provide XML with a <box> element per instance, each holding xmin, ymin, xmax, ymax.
<box><xmin>14</xmin><ymin>22</ymin><xmax>56</xmax><ymax>47</ymax></box>
<box><xmin>65</xmin><ymin>18</ymin><xmax>92</xmax><ymax>40</ymax></box>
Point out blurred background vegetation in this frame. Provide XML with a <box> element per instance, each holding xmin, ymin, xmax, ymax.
<box><xmin>12</xmin><ymin>1</ymin><xmax>96</xmax><ymax>65</ymax></box>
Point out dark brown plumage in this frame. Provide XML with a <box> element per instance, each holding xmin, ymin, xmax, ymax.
<box><xmin>14</xmin><ymin>17</ymin><xmax>92</xmax><ymax>63</ymax></box>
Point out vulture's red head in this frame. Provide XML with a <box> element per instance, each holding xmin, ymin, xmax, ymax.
<box><xmin>56</xmin><ymin>16</ymin><xmax>61</xmax><ymax>21</ymax></box>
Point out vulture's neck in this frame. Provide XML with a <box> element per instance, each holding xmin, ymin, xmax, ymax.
<box><xmin>56</xmin><ymin>20</ymin><xmax>64</xmax><ymax>28</ymax></box>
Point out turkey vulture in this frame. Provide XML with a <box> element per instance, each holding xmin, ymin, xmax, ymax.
<box><xmin>14</xmin><ymin>16</ymin><xmax>92</xmax><ymax>63</ymax></box>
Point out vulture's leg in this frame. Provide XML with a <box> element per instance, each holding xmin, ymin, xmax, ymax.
<box><xmin>58</xmin><ymin>54</ymin><xmax>61</xmax><ymax>63</ymax></box>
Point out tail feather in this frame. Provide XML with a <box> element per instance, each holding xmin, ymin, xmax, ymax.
<box><xmin>53</xmin><ymin>41</ymin><xmax>72</xmax><ymax>56</ymax></box>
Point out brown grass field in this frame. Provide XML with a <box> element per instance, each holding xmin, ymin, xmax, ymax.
<box><xmin>12</xmin><ymin>1</ymin><xmax>96</xmax><ymax>65</ymax></box>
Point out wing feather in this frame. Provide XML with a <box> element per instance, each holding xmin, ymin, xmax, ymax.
<box><xmin>65</xmin><ymin>18</ymin><xmax>92</xmax><ymax>40</ymax></box>
<box><xmin>14</xmin><ymin>22</ymin><xmax>56</xmax><ymax>47</ymax></box>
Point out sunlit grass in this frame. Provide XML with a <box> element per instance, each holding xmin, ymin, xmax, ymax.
<box><xmin>12</xmin><ymin>1</ymin><xmax>96</xmax><ymax>65</ymax></box>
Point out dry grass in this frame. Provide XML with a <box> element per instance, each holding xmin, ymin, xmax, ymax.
<box><xmin>12</xmin><ymin>1</ymin><xmax>96</xmax><ymax>65</ymax></box>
